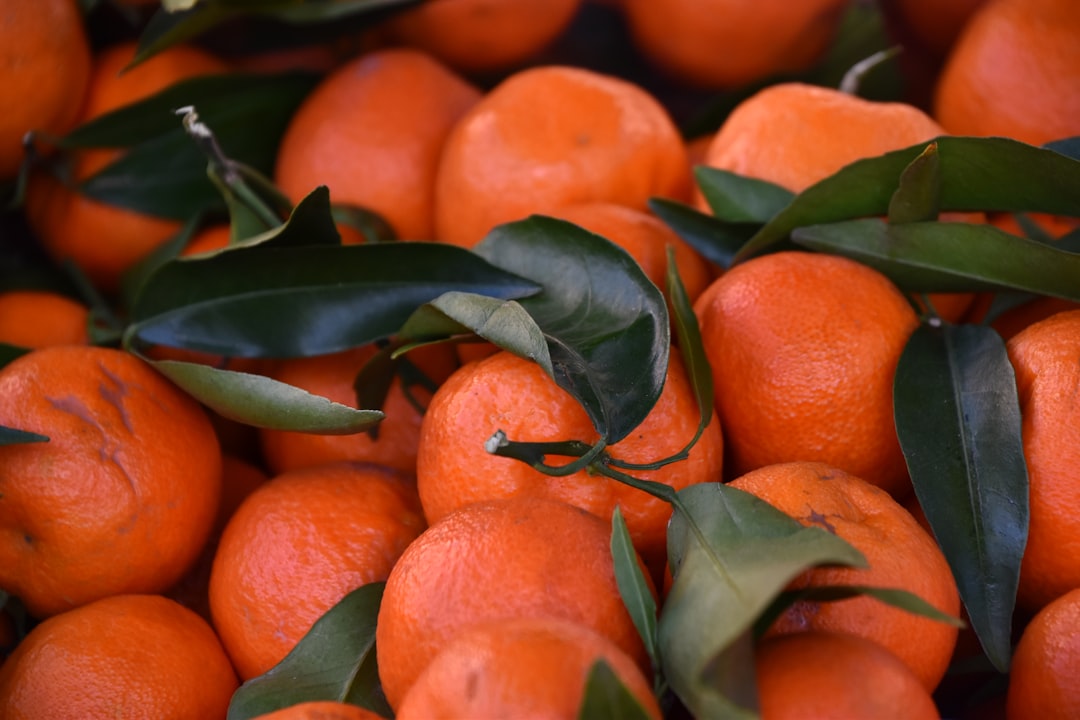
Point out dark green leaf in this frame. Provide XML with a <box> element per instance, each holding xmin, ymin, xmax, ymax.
<box><xmin>62</xmin><ymin>72</ymin><xmax>319</xmax><ymax>220</ymax></box>
<box><xmin>665</xmin><ymin>247</ymin><xmax>714</xmax><ymax>443</ymax></box>
<box><xmin>227</xmin><ymin>583</ymin><xmax>390</xmax><ymax>720</ymax></box>
<box><xmin>792</xmin><ymin>218</ymin><xmax>1080</xmax><ymax>300</ymax></box>
<box><xmin>0</xmin><ymin>426</ymin><xmax>49</xmax><ymax>445</ymax></box>
<box><xmin>888</xmin><ymin>141</ymin><xmax>941</xmax><ymax>224</ymax></box>
<box><xmin>0</xmin><ymin>343</ymin><xmax>29</xmax><ymax>369</ymax></box>
<box><xmin>756</xmin><ymin>585</ymin><xmax>965</xmax><ymax>638</ymax></box>
<box><xmin>660</xmin><ymin>483</ymin><xmax>865</xmax><ymax>718</ymax></box>
<box><xmin>894</xmin><ymin>324</ymin><xmax>1028</xmax><ymax>672</ymax></box>
<box><xmin>474</xmin><ymin>216</ymin><xmax>670</xmax><ymax>444</ymax></box>
<box><xmin>738</xmin><ymin>136</ymin><xmax>1080</xmax><ymax>263</ymax></box>
<box><xmin>128</xmin><ymin>242</ymin><xmax>541</xmax><ymax>359</ymax></box>
<box><xmin>147</xmin><ymin>360</ymin><xmax>384</xmax><ymax>433</ymax></box>
<box><xmin>611</xmin><ymin>508</ymin><xmax>659</xmax><ymax>675</ymax></box>
<box><xmin>648</xmin><ymin>197</ymin><xmax>752</xmax><ymax>270</ymax></box>
<box><xmin>694</xmin><ymin>167</ymin><xmax>794</xmax><ymax>224</ymax></box>
<box><xmin>1046</xmin><ymin>135</ymin><xmax>1080</xmax><ymax>160</ymax></box>
<box><xmin>577</xmin><ymin>660</ymin><xmax>658</xmax><ymax>720</ymax></box>
<box><xmin>135</xmin><ymin>0</ymin><xmax>419</xmax><ymax>66</ymax></box>
<box><xmin>398</xmin><ymin>291</ymin><xmax>552</xmax><ymax>373</ymax></box>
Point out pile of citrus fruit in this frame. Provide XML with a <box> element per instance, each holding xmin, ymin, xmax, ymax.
<box><xmin>1</xmin><ymin>0</ymin><xmax>1079</xmax><ymax>718</ymax></box>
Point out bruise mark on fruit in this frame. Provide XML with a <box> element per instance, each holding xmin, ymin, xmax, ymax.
<box><xmin>98</xmin><ymin>363</ymin><xmax>135</xmax><ymax>434</ymax></box>
<box><xmin>46</xmin><ymin>393</ymin><xmax>138</xmax><ymax>494</ymax></box>
<box><xmin>465</xmin><ymin>669</ymin><xmax>480</xmax><ymax>700</ymax></box>
<box><xmin>805</xmin><ymin>509</ymin><xmax>838</xmax><ymax>535</ymax></box>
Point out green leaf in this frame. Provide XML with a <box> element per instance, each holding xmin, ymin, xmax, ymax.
<box><xmin>0</xmin><ymin>426</ymin><xmax>49</xmax><ymax>445</ymax></box>
<box><xmin>660</xmin><ymin>483</ymin><xmax>865</xmax><ymax>718</ymax></box>
<box><xmin>694</xmin><ymin>167</ymin><xmax>794</xmax><ymax>224</ymax></box>
<box><xmin>648</xmin><ymin>197</ymin><xmax>752</xmax><ymax>270</ymax></box>
<box><xmin>0</xmin><ymin>343</ymin><xmax>29</xmax><ymax>368</ymax></box>
<box><xmin>665</xmin><ymin>247</ymin><xmax>714</xmax><ymax>445</ymax></box>
<box><xmin>127</xmin><ymin>240</ymin><xmax>541</xmax><ymax>359</ymax></box>
<box><xmin>397</xmin><ymin>291</ymin><xmax>552</xmax><ymax>374</ymax></box>
<box><xmin>888</xmin><ymin>141</ymin><xmax>941</xmax><ymax>224</ymax></box>
<box><xmin>474</xmin><ymin>216</ymin><xmax>670</xmax><ymax>444</ymax></box>
<box><xmin>611</xmin><ymin>508</ymin><xmax>659</xmax><ymax>676</ymax></box>
<box><xmin>577</xmin><ymin>660</ymin><xmax>658</xmax><ymax>720</ymax></box>
<box><xmin>134</xmin><ymin>0</ymin><xmax>418</xmax><ymax>66</ymax></box>
<box><xmin>147</xmin><ymin>360</ymin><xmax>384</xmax><ymax>433</ymax></box>
<box><xmin>61</xmin><ymin>72</ymin><xmax>319</xmax><ymax>220</ymax></box>
<box><xmin>894</xmin><ymin>323</ymin><xmax>1028</xmax><ymax>672</ymax></box>
<box><xmin>756</xmin><ymin>585</ymin><xmax>965</xmax><ymax>638</ymax></box>
<box><xmin>226</xmin><ymin>582</ymin><xmax>390</xmax><ymax>720</ymax></box>
<box><xmin>791</xmin><ymin>218</ymin><xmax>1080</xmax><ymax>300</ymax></box>
<box><xmin>737</xmin><ymin>136</ymin><xmax>1080</xmax><ymax>263</ymax></box>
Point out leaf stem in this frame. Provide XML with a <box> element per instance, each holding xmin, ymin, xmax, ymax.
<box><xmin>176</xmin><ymin>105</ymin><xmax>283</xmax><ymax>230</ymax></box>
<box><xmin>485</xmin><ymin>431</ymin><xmax>606</xmax><ymax>477</ymax></box>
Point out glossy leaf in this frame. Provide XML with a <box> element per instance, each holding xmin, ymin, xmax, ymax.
<box><xmin>0</xmin><ymin>426</ymin><xmax>49</xmax><ymax>445</ymax></box>
<box><xmin>226</xmin><ymin>583</ymin><xmax>390</xmax><ymax>720</ymax></box>
<box><xmin>888</xmin><ymin>141</ymin><xmax>941</xmax><ymax>224</ymax></box>
<box><xmin>694</xmin><ymin>167</ymin><xmax>794</xmax><ymax>223</ymax></box>
<box><xmin>577</xmin><ymin>660</ymin><xmax>658</xmax><ymax>720</ymax></box>
<box><xmin>135</xmin><ymin>0</ymin><xmax>418</xmax><ymax>66</ymax></box>
<box><xmin>756</xmin><ymin>585</ymin><xmax>965</xmax><ymax>638</ymax></box>
<box><xmin>147</xmin><ymin>360</ymin><xmax>384</xmax><ymax>433</ymax></box>
<box><xmin>0</xmin><ymin>343</ymin><xmax>28</xmax><ymax>368</ymax></box>
<box><xmin>737</xmin><ymin>136</ymin><xmax>1080</xmax><ymax>262</ymax></box>
<box><xmin>666</xmin><ymin>247</ymin><xmax>714</xmax><ymax>444</ymax></box>
<box><xmin>127</xmin><ymin>235</ymin><xmax>541</xmax><ymax>358</ymax></box>
<box><xmin>61</xmin><ymin>72</ymin><xmax>318</xmax><ymax>220</ymax></box>
<box><xmin>611</xmin><ymin>508</ymin><xmax>659</xmax><ymax>674</ymax></box>
<box><xmin>792</xmin><ymin>218</ymin><xmax>1080</xmax><ymax>299</ymax></box>
<box><xmin>894</xmin><ymin>324</ymin><xmax>1028</xmax><ymax>672</ymax></box>
<box><xmin>649</xmin><ymin>197</ymin><xmax>759</xmax><ymax>270</ymax></box>
<box><xmin>474</xmin><ymin>216</ymin><xmax>670</xmax><ymax>444</ymax></box>
<box><xmin>660</xmin><ymin>483</ymin><xmax>865</xmax><ymax>718</ymax></box>
<box><xmin>397</xmin><ymin>291</ymin><xmax>552</xmax><ymax>374</ymax></box>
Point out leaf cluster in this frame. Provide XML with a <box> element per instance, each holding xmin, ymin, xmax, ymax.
<box><xmin>3</xmin><ymin>18</ymin><xmax>1079</xmax><ymax>715</ymax></box>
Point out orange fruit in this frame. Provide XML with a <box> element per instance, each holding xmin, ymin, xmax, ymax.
<box><xmin>0</xmin><ymin>345</ymin><xmax>222</xmax><ymax>618</ymax></box>
<box><xmin>166</xmin><ymin>453</ymin><xmax>269</xmax><ymax>622</ymax></box>
<box><xmin>621</xmin><ymin>0</ymin><xmax>850</xmax><ymax>89</ymax></box>
<box><xmin>274</xmin><ymin>48</ymin><xmax>481</xmax><ymax>241</ymax></box>
<box><xmin>697</xmin><ymin>81</ymin><xmax>983</xmax><ymax>324</ymax></box>
<box><xmin>694</xmin><ymin>251</ymin><xmax>919</xmax><ymax>497</ymax></box>
<box><xmin>0</xmin><ymin>0</ymin><xmax>91</xmax><ymax>180</ymax></box>
<box><xmin>259</xmin><ymin>342</ymin><xmax>458</xmax><ymax>476</ymax></box>
<box><xmin>889</xmin><ymin>0</ymin><xmax>991</xmax><ymax>57</ymax></box>
<box><xmin>991</xmin><ymin>297</ymin><xmax>1080</xmax><ymax>342</ymax></box>
<box><xmin>395</xmin><ymin>617</ymin><xmax>662</xmax><ymax>719</ymax></box>
<box><xmin>1005</xmin><ymin>586</ymin><xmax>1080</xmax><ymax>720</ymax></box>
<box><xmin>933</xmin><ymin>0</ymin><xmax>1080</xmax><ymax>146</ymax></box>
<box><xmin>375</xmin><ymin>495</ymin><xmax>651</xmax><ymax>710</ymax></box>
<box><xmin>24</xmin><ymin>41</ymin><xmax>229</xmax><ymax>293</ymax></box>
<box><xmin>545</xmin><ymin>201</ymin><xmax>713</xmax><ymax>306</ymax></box>
<box><xmin>434</xmin><ymin>64</ymin><xmax>691</xmax><ymax>248</ymax></box>
<box><xmin>0</xmin><ymin>593</ymin><xmax>238</xmax><ymax>719</ymax></box>
<box><xmin>251</xmin><ymin>701</ymin><xmax>386</xmax><ymax>720</ymax></box>
<box><xmin>209</xmin><ymin>461</ymin><xmax>426</xmax><ymax>680</ymax></box>
<box><xmin>698</xmin><ymin>82</ymin><xmax>947</xmax><ymax>196</ymax></box>
<box><xmin>729</xmin><ymin>461</ymin><xmax>961</xmax><ymax>691</ymax></box>
<box><xmin>379</xmin><ymin>0</ymin><xmax>584</xmax><ymax>74</ymax></box>
<box><xmin>0</xmin><ymin>290</ymin><xmax>89</xmax><ymax>348</ymax></box>
<box><xmin>1005</xmin><ymin>309</ymin><xmax>1080</xmax><ymax>612</ymax></box>
<box><xmin>754</xmin><ymin>631</ymin><xmax>941</xmax><ymax>720</ymax></box>
<box><xmin>416</xmin><ymin>348</ymin><xmax>723</xmax><ymax>572</ymax></box>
